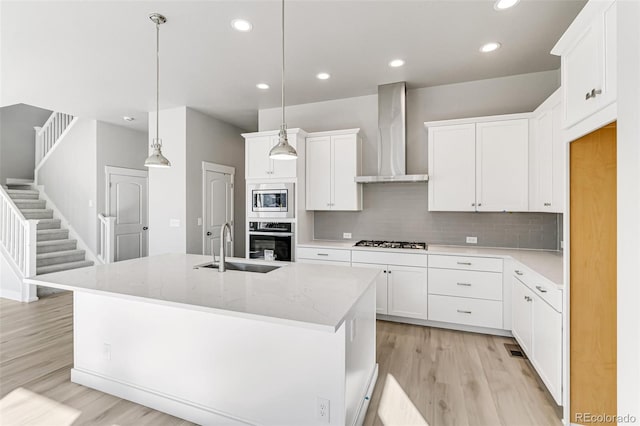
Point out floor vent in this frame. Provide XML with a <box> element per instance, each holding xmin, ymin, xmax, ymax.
<box><xmin>505</xmin><ymin>343</ymin><xmax>527</xmax><ymax>359</ymax></box>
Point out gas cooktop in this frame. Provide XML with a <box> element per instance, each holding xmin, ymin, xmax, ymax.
<box><xmin>354</xmin><ymin>240</ymin><xmax>427</xmax><ymax>250</ymax></box>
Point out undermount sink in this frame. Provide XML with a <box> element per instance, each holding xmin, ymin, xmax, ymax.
<box><xmin>194</xmin><ymin>261</ymin><xmax>281</xmax><ymax>274</ymax></box>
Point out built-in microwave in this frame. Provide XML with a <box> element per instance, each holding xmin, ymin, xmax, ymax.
<box><xmin>248</xmin><ymin>183</ymin><xmax>294</xmax><ymax>218</ymax></box>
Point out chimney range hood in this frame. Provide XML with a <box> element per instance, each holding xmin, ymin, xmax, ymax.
<box><xmin>354</xmin><ymin>82</ymin><xmax>428</xmax><ymax>183</ymax></box>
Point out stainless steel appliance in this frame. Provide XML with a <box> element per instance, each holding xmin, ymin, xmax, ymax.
<box><xmin>248</xmin><ymin>183</ymin><xmax>294</xmax><ymax>218</ymax></box>
<box><xmin>354</xmin><ymin>240</ymin><xmax>427</xmax><ymax>250</ymax></box>
<box><xmin>248</xmin><ymin>221</ymin><xmax>294</xmax><ymax>261</ymax></box>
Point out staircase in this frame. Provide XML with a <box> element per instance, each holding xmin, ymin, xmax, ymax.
<box><xmin>5</xmin><ymin>180</ymin><xmax>93</xmax><ymax>275</ymax></box>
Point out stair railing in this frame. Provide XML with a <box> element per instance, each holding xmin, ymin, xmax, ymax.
<box><xmin>0</xmin><ymin>186</ymin><xmax>38</xmax><ymax>277</ymax></box>
<box><xmin>98</xmin><ymin>214</ymin><xmax>116</xmax><ymax>264</ymax></box>
<box><xmin>34</xmin><ymin>112</ymin><xmax>75</xmax><ymax>169</ymax></box>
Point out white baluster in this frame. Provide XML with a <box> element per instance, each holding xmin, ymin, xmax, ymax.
<box><xmin>24</xmin><ymin>220</ymin><xmax>38</xmax><ymax>277</ymax></box>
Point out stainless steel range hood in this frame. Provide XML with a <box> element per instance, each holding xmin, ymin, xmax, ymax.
<box><xmin>355</xmin><ymin>82</ymin><xmax>428</xmax><ymax>183</ymax></box>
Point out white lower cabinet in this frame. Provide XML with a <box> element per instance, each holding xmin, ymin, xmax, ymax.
<box><xmin>387</xmin><ymin>266</ymin><xmax>428</xmax><ymax>320</ymax></box>
<box><xmin>351</xmin><ymin>262</ymin><xmax>388</xmax><ymax>315</ymax></box>
<box><xmin>511</xmin><ymin>277</ymin><xmax>534</xmax><ymax>355</ymax></box>
<box><xmin>428</xmin><ymin>295</ymin><xmax>503</xmax><ymax>329</ymax></box>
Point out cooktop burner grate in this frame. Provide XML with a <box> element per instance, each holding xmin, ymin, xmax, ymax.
<box><xmin>354</xmin><ymin>240</ymin><xmax>427</xmax><ymax>250</ymax></box>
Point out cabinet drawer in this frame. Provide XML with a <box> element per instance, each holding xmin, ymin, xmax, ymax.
<box><xmin>428</xmin><ymin>268</ymin><xmax>502</xmax><ymax>301</ymax></box>
<box><xmin>428</xmin><ymin>295</ymin><xmax>503</xmax><ymax>329</ymax></box>
<box><xmin>297</xmin><ymin>247</ymin><xmax>351</xmax><ymax>263</ymax></box>
<box><xmin>351</xmin><ymin>250</ymin><xmax>427</xmax><ymax>267</ymax></box>
<box><xmin>297</xmin><ymin>258</ymin><xmax>350</xmax><ymax>267</ymax></box>
<box><xmin>429</xmin><ymin>254</ymin><xmax>503</xmax><ymax>272</ymax></box>
<box><xmin>513</xmin><ymin>265</ymin><xmax>562</xmax><ymax>312</ymax></box>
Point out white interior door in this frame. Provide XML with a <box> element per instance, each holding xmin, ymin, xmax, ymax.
<box><xmin>203</xmin><ymin>165</ymin><xmax>234</xmax><ymax>257</ymax></box>
<box><xmin>107</xmin><ymin>168</ymin><xmax>148</xmax><ymax>262</ymax></box>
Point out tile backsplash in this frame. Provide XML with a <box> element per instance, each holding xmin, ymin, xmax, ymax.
<box><xmin>313</xmin><ymin>183</ymin><xmax>560</xmax><ymax>250</ymax></box>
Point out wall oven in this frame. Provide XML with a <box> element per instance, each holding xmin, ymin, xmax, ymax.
<box><xmin>248</xmin><ymin>183</ymin><xmax>294</xmax><ymax>219</ymax></box>
<box><xmin>248</xmin><ymin>221</ymin><xmax>294</xmax><ymax>262</ymax></box>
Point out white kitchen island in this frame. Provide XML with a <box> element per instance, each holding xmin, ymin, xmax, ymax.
<box><xmin>25</xmin><ymin>254</ymin><xmax>379</xmax><ymax>426</ymax></box>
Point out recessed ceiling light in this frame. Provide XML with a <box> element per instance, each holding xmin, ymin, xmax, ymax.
<box><xmin>389</xmin><ymin>59</ymin><xmax>405</xmax><ymax>68</ymax></box>
<box><xmin>480</xmin><ymin>42</ymin><xmax>502</xmax><ymax>53</ymax></box>
<box><xmin>316</xmin><ymin>72</ymin><xmax>331</xmax><ymax>80</ymax></box>
<box><xmin>123</xmin><ymin>116</ymin><xmax>135</xmax><ymax>122</ymax></box>
<box><xmin>494</xmin><ymin>0</ymin><xmax>520</xmax><ymax>10</ymax></box>
<box><xmin>231</xmin><ymin>19</ymin><xmax>252</xmax><ymax>32</ymax></box>
<box><xmin>256</xmin><ymin>83</ymin><xmax>270</xmax><ymax>90</ymax></box>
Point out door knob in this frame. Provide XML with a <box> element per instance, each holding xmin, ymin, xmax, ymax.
<box><xmin>206</xmin><ymin>231</ymin><xmax>212</xmax><ymax>236</ymax></box>
<box><xmin>142</xmin><ymin>226</ymin><xmax>148</xmax><ymax>231</ymax></box>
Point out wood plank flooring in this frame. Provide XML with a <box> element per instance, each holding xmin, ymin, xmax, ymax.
<box><xmin>0</xmin><ymin>292</ymin><xmax>562</xmax><ymax>425</ymax></box>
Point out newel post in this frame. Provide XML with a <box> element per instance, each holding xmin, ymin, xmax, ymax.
<box><xmin>33</xmin><ymin>126</ymin><xmax>42</xmax><ymax>169</ymax></box>
<box><xmin>23</xmin><ymin>219</ymin><xmax>39</xmax><ymax>302</ymax></box>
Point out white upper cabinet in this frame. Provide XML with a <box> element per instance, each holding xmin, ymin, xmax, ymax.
<box><xmin>426</xmin><ymin>116</ymin><xmax>529</xmax><ymax>212</ymax></box>
<box><xmin>552</xmin><ymin>0</ymin><xmax>617</xmax><ymax>129</ymax></box>
<box><xmin>476</xmin><ymin>119</ymin><xmax>529</xmax><ymax>212</ymax></box>
<box><xmin>305</xmin><ymin>129</ymin><xmax>362</xmax><ymax>211</ymax></box>
<box><xmin>243</xmin><ymin>130</ymin><xmax>303</xmax><ymax>179</ymax></box>
<box><xmin>427</xmin><ymin>124</ymin><xmax>476</xmax><ymax>211</ymax></box>
<box><xmin>529</xmin><ymin>89</ymin><xmax>565</xmax><ymax>213</ymax></box>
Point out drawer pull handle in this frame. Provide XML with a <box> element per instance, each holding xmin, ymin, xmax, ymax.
<box><xmin>457</xmin><ymin>262</ymin><xmax>472</xmax><ymax>266</ymax></box>
<box><xmin>585</xmin><ymin>88</ymin><xmax>602</xmax><ymax>100</ymax></box>
<box><xmin>515</xmin><ymin>270</ymin><xmax>523</xmax><ymax>276</ymax></box>
<box><xmin>317</xmin><ymin>253</ymin><xmax>329</xmax><ymax>256</ymax></box>
<box><xmin>456</xmin><ymin>282</ymin><xmax>472</xmax><ymax>287</ymax></box>
<box><xmin>544</xmin><ymin>202</ymin><xmax>551</xmax><ymax>207</ymax></box>
<box><xmin>535</xmin><ymin>285</ymin><xmax>548</xmax><ymax>293</ymax></box>
<box><xmin>524</xmin><ymin>296</ymin><xmax>532</xmax><ymax>302</ymax></box>
<box><xmin>457</xmin><ymin>309</ymin><xmax>472</xmax><ymax>314</ymax></box>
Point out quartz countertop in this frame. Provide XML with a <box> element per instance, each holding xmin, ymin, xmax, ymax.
<box><xmin>297</xmin><ymin>240</ymin><xmax>563</xmax><ymax>287</ymax></box>
<box><xmin>25</xmin><ymin>254</ymin><xmax>379</xmax><ymax>333</ymax></box>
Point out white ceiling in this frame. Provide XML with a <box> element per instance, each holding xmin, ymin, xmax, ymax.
<box><xmin>0</xmin><ymin>0</ymin><xmax>586</xmax><ymax>132</ymax></box>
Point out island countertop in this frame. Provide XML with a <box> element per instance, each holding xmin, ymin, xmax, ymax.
<box><xmin>25</xmin><ymin>254</ymin><xmax>379</xmax><ymax>333</ymax></box>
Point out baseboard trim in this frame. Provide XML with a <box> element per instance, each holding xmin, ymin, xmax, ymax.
<box><xmin>353</xmin><ymin>363</ymin><xmax>378</xmax><ymax>426</ymax></box>
<box><xmin>377</xmin><ymin>314</ymin><xmax>513</xmax><ymax>337</ymax></box>
<box><xmin>71</xmin><ymin>368</ymin><xmax>256</xmax><ymax>426</ymax></box>
<box><xmin>0</xmin><ymin>288</ymin><xmax>23</xmax><ymax>302</ymax></box>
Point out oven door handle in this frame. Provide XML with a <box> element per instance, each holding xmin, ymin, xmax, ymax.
<box><xmin>249</xmin><ymin>231</ymin><xmax>294</xmax><ymax>237</ymax></box>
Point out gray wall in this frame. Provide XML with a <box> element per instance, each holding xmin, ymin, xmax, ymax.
<box><xmin>38</xmin><ymin>118</ymin><xmax>98</xmax><ymax>252</ymax></box>
<box><xmin>185</xmin><ymin>108</ymin><xmax>246</xmax><ymax>256</ymax></box>
<box><xmin>260</xmin><ymin>70</ymin><xmax>561</xmax><ymax>249</ymax></box>
<box><xmin>0</xmin><ymin>104</ymin><xmax>52</xmax><ymax>184</ymax></box>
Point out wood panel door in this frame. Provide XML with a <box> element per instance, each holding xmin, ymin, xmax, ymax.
<box><xmin>570</xmin><ymin>122</ymin><xmax>617</xmax><ymax>423</ymax></box>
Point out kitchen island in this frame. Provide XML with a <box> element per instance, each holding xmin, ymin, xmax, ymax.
<box><xmin>25</xmin><ymin>254</ymin><xmax>379</xmax><ymax>426</ymax></box>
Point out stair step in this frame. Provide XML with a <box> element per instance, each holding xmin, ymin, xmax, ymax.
<box><xmin>37</xmin><ymin>249</ymin><xmax>86</xmax><ymax>267</ymax></box>
<box><xmin>7</xmin><ymin>189</ymin><xmax>39</xmax><ymax>199</ymax></box>
<box><xmin>14</xmin><ymin>199</ymin><xmax>46</xmax><ymax>209</ymax></box>
<box><xmin>22</xmin><ymin>209</ymin><xmax>53</xmax><ymax>219</ymax></box>
<box><xmin>36</xmin><ymin>219</ymin><xmax>61</xmax><ymax>230</ymax></box>
<box><xmin>6</xmin><ymin>178</ymin><xmax>34</xmax><ymax>186</ymax></box>
<box><xmin>37</xmin><ymin>260</ymin><xmax>94</xmax><ymax>275</ymax></box>
<box><xmin>37</xmin><ymin>229</ymin><xmax>69</xmax><ymax>241</ymax></box>
<box><xmin>37</xmin><ymin>239</ymin><xmax>77</xmax><ymax>254</ymax></box>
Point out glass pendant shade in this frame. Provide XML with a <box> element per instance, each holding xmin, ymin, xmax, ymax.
<box><xmin>269</xmin><ymin>125</ymin><xmax>297</xmax><ymax>160</ymax></box>
<box><xmin>145</xmin><ymin>138</ymin><xmax>171</xmax><ymax>168</ymax></box>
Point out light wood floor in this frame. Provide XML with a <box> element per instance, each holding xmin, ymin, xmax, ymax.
<box><xmin>0</xmin><ymin>292</ymin><xmax>561</xmax><ymax>425</ymax></box>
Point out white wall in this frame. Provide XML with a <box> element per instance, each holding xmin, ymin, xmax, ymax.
<box><xmin>185</xmin><ymin>108</ymin><xmax>246</xmax><ymax>256</ymax></box>
<box><xmin>148</xmin><ymin>107</ymin><xmax>187</xmax><ymax>256</ymax></box>
<box><xmin>38</xmin><ymin>118</ymin><xmax>98</xmax><ymax>252</ymax></box>
<box><xmin>617</xmin><ymin>0</ymin><xmax>640</xmax><ymax>419</ymax></box>
<box><xmin>0</xmin><ymin>103</ymin><xmax>51</xmax><ymax>184</ymax></box>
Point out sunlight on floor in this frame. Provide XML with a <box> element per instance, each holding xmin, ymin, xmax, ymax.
<box><xmin>378</xmin><ymin>374</ymin><xmax>429</xmax><ymax>426</ymax></box>
<box><xmin>0</xmin><ymin>387</ymin><xmax>80</xmax><ymax>426</ymax></box>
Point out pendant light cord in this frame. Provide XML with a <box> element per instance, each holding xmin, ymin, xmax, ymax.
<box><xmin>281</xmin><ymin>0</ymin><xmax>285</xmax><ymax>128</ymax></box>
<box><xmin>156</xmin><ymin>21</ymin><xmax>160</xmax><ymax>144</ymax></box>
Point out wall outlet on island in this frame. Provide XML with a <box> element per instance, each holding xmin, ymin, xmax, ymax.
<box><xmin>343</xmin><ymin>232</ymin><xmax>352</xmax><ymax>239</ymax></box>
<box><xmin>466</xmin><ymin>236</ymin><xmax>478</xmax><ymax>244</ymax></box>
<box><xmin>317</xmin><ymin>397</ymin><xmax>330</xmax><ymax>423</ymax></box>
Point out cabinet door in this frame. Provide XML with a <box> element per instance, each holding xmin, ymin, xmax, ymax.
<box><xmin>305</xmin><ymin>136</ymin><xmax>331</xmax><ymax>210</ymax></box>
<box><xmin>511</xmin><ymin>278</ymin><xmax>534</xmax><ymax>356</ymax></box>
<box><xmin>331</xmin><ymin>134</ymin><xmax>362</xmax><ymax>211</ymax></box>
<box><xmin>427</xmin><ymin>124</ymin><xmax>476</xmax><ymax>211</ymax></box>
<box><xmin>352</xmin><ymin>262</ymin><xmax>388</xmax><ymax>314</ymax></box>
<box><xmin>476</xmin><ymin>119</ymin><xmax>529</xmax><ymax>212</ymax></box>
<box><xmin>532</xmin><ymin>297</ymin><xmax>563</xmax><ymax>405</ymax></box>
<box><xmin>387</xmin><ymin>265</ymin><xmax>428</xmax><ymax>320</ymax></box>
<box><xmin>551</xmin><ymin>101</ymin><xmax>565</xmax><ymax>213</ymax></box>
<box><xmin>246</xmin><ymin>136</ymin><xmax>273</xmax><ymax>179</ymax></box>
<box><xmin>271</xmin><ymin>135</ymin><xmax>298</xmax><ymax>179</ymax></box>
<box><xmin>562</xmin><ymin>19</ymin><xmax>604</xmax><ymax>128</ymax></box>
<box><xmin>531</xmin><ymin>110</ymin><xmax>554</xmax><ymax>211</ymax></box>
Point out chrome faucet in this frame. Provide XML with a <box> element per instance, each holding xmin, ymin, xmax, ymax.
<box><xmin>218</xmin><ymin>222</ymin><xmax>233</xmax><ymax>272</ymax></box>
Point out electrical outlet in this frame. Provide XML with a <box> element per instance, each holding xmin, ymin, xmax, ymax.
<box><xmin>169</xmin><ymin>219</ymin><xmax>180</xmax><ymax>227</ymax></box>
<box><xmin>350</xmin><ymin>318</ymin><xmax>357</xmax><ymax>342</ymax></box>
<box><xmin>343</xmin><ymin>232</ymin><xmax>352</xmax><ymax>239</ymax></box>
<box><xmin>317</xmin><ymin>397</ymin><xmax>330</xmax><ymax>423</ymax></box>
<box><xmin>102</xmin><ymin>343</ymin><xmax>111</xmax><ymax>361</ymax></box>
<box><xmin>560</xmin><ymin>240</ymin><xmax>564</xmax><ymax>249</ymax></box>
<box><xmin>197</xmin><ymin>217</ymin><xmax>202</xmax><ymax>226</ymax></box>
<box><xmin>466</xmin><ymin>236</ymin><xmax>478</xmax><ymax>244</ymax></box>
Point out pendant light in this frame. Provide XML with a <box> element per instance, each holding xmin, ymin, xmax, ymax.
<box><xmin>145</xmin><ymin>13</ymin><xmax>171</xmax><ymax>168</ymax></box>
<box><xmin>269</xmin><ymin>0</ymin><xmax>298</xmax><ymax>160</ymax></box>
